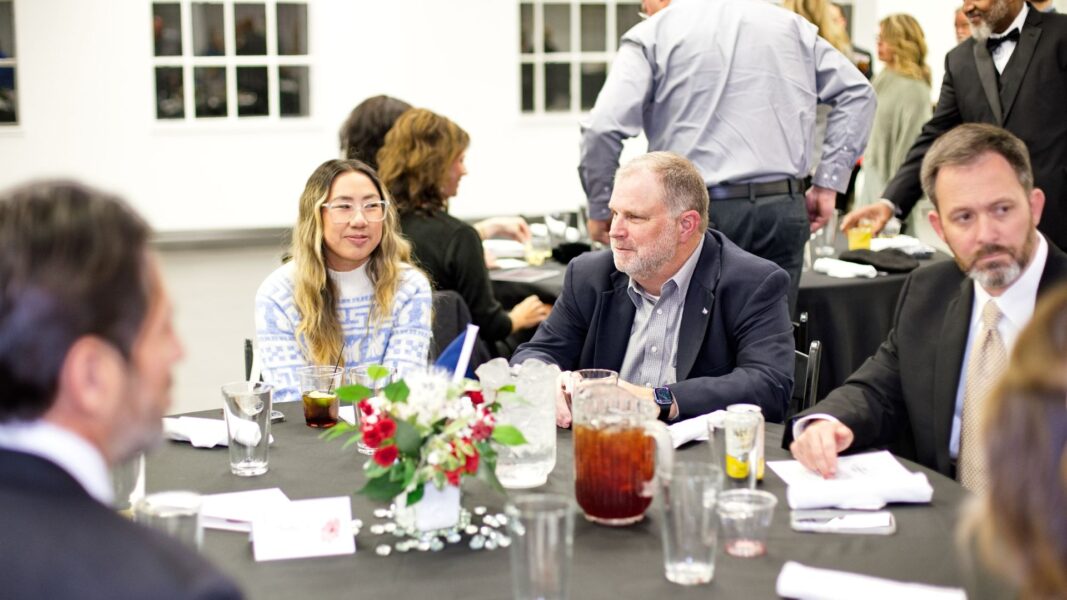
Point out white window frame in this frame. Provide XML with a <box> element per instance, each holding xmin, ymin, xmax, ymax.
<box><xmin>151</xmin><ymin>0</ymin><xmax>311</xmax><ymax>124</ymax></box>
<box><xmin>519</xmin><ymin>0</ymin><xmax>640</xmax><ymax>116</ymax></box>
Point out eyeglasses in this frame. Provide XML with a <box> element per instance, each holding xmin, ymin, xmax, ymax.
<box><xmin>322</xmin><ymin>199</ymin><xmax>389</xmax><ymax>224</ymax></box>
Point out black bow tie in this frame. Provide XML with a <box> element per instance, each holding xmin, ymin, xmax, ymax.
<box><xmin>986</xmin><ymin>28</ymin><xmax>1021</xmax><ymax>52</ymax></box>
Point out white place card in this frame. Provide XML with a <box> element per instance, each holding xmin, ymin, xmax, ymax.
<box><xmin>201</xmin><ymin>488</ymin><xmax>291</xmax><ymax>532</ymax></box>
<box><xmin>251</xmin><ymin>497</ymin><xmax>355</xmax><ymax>562</ymax></box>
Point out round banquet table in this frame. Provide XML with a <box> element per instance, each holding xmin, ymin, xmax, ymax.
<box><xmin>147</xmin><ymin>402</ymin><xmax>976</xmax><ymax>600</ymax></box>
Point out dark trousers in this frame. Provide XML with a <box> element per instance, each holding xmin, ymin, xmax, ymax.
<box><xmin>709</xmin><ymin>191</ymin><xmax>808</xmax><ymax>315</ymax></box>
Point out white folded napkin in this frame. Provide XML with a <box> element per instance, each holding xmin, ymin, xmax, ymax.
<box><xmin>813</xmin><ymin>257</ymin><xmax>878</xmax><ymax>279</ymax></box>
<box><xmin>482</xmin><ymin>239</ymin><xmax>526</xmax><ymax>259</ymax></box>
<box><xmin>667</xmin><ymin>410</ymin><xmax>727</xmax><ymax>448</ymax></box>
<box><xmin>162</xmin><ymin>416</ymin><xmax>274</xmax><ymax>449</ymax></box>
<box><xmin>776</xmin><ymin>561</ymin><xmax>966</xmax><ymax>600</ymax></box>
<box><xmin>870</xmin><ymin>234</ymin><xmax>936</xmax><ymax>256</ymax></box>
<box><xmin>786</xmin><ymin>471</ymin><xmax>933</xmax><ymax>510</ymax></box>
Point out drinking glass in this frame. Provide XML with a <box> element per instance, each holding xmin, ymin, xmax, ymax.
<box><xmin>813</xmin><ymin>209</ymin><xmax>839</xmax><ymax>257</ymax></box>
<box><xmin>716</xmin><ymin>489</ymin><xmax>778</xmax><ymax>558</ymax></box>
<box><xmin>506</xmin><ymin>493</ymin><xmax>574</xmax><ymax>600</ymax></box>
<box><xmin>847</xmin><ymin>218</ymin><xmax>873</xmax><ymax>251</ymax></box>
<box><xmin>110</xmin><ymin>452</ymin><xmax>145</xmax><ymax>516</ymax></box>
<box><xmin>660</xmin><ymin>462</ymin><xmax>723</xmax><ymax>585</ymax></box>
<box><xmin>221</xmin><ymin>381</ymin><xmax>272</xmax><ymax>476</ymax></box>
<box><xmin>347</xmin><ymin>364</ymin><xmax>395</xmax><ymax>454</ymax></box>
<box><xmin>298</xmin><ymin>365</ymin><xmax>343</xmax><ymax>428</ymax></box>
<box><xmin>134</xmin><ymin>491</ymin><xmax>203</xmax><ymax>549</ymax></box>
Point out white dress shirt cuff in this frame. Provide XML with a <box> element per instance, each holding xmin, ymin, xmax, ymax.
<box><xmin>792</xmin><ymin>413</ymin><xmax>841</xmax><ymax>442</ymax></box>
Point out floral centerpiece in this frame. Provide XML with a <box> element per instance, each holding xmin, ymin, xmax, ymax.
<box><xmin>324</xmin><ymin>366</ymin><xmax>526</xmax><ymax>530</ymax></box>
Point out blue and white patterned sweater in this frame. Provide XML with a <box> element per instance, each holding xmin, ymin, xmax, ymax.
<box><xmin>254</xmin><ymin>261</ymin><xmax>432</xmax><ymax>403</ymax></box>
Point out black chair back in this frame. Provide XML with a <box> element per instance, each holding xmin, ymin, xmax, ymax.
<box><xmin>431</xmin><ymin>290</ymin><xmax>492</xmax><ymax>368</ymax></box>
<box><xmin>792</xmin><ymin>311</ymin><xmax>809</xmax><ymax>351</ymax></box>
<box><xmin>789</xmin><ymin>339</ymin><xmax>821</xmax><ymax>420</ymax></box>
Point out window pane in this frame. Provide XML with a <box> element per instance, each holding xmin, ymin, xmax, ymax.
<box><xmin>152</xmin><ymin>3</ymin><xmax>182</xmax><ymax>56</ymax></box>
<box><xmin>276</xmin><ymin>3</ymin><xmax>307</xmax><ymax>55</ymax></box>
<box><xmin>0</xmin><ymin>66</ymin><xmax>15</xmax><ymax>123</ymax></box>
<box><xmin>580</xmin><ymin>62</ymin><xmax>607</xmax><ymax>110</ymax></box>
<box><xmin>279</xmin><ymin>65</ymin><xmax>309</xmax><ymax>117</ymax></box>
<box><xmin>580</xmin><ymin>5</ymin><xmax>606</xmax><ymax>52</ymax></box>
<box><xmin>616</xmin><ymin>2</ymin><xmax>642</xmax><ymax>41</ymax></box>
<box><xmin>544</xmin><ymin>62</ymin><xmax>570</xmax><ymax>112</ymax></box>
<box><xmin>155</xmin><ymin>67</ymin><xmax>184</xmax><ymax>119</ymax></box>
<box><xmin>0</xmin><ymin>1</ymin><xmax>14</xmax><ymax>57</ymax></box>
<box><xmin>236</xmin><ymin>66</ymin><xmax>268</xmax><ymax>116</ymax></box>
<box><xmin>194</xmin><ymin>66</ymin><xmax>227</xmax><ymax>117</ymax></box>
<box><xmin>520</xmin><ymin>63</ymin><xmax>534</xmax><ymax>112</ymax></box>
<box><xmin>192</xmin><ymin>3</ymin><xmax>225</xmax><ymax>56</ymax></box>
<box><xmin>543</xmin><ymin>4</ymin><xmax>570</xmax><ymax>53</ymax></box>
<box><xmin>234</xmin><ymin>4</ymin><xmax>267</xmax><ymax>56</ymax></box>
<box><xmin>519</xmin><ymin>3</ymin><xmax>533</xmax><ymax>54</ymax></box>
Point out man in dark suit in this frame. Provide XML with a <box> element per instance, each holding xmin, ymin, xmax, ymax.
<box><xmin>788</xmin><ymin>124</ymin><xmax>1067</xmax><ymax>489</ymax></box>
<box><xmin>842</xmin><ymin>0</ymin><xmax>1067</xmax><ymax>251</ymax></box>
<box><xmin>512</xmin><ymin>152</ymin><xmax>794</xmax><ymax>426</ymax></box>
<box><xmin>0</xmin><ymin>182</ymin><xmax>242</xmax><ymax>599</ymax></box>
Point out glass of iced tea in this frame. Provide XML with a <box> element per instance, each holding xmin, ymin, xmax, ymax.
<box><xmin>572</xmin><ymin>385</ymin><xmax>673</xmax><ymax>526</ymax></box>
<box><xmin>298</xmin><ymin>366</ymin><xmax>343</xmax><ymax>428</ymax></box>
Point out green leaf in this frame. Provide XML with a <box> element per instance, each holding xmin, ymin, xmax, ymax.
<box><xmin>394</xmin><ymin>420</ymin><xmax>422</xmax><ymax>455</ymax></box>
<box><xmin>364</xmin><ymin>461</ymin><xmax>390</xmax><ymax>478</ymax></box>
<box><xmin>405</xmin><ymin>482</ymin><xmax>425</xmax><ymax>506</ymax></box>
<box><xmin>319</xmin><ymin>422</ymin><xmax>355</xmax><ymax>441</ymax></box>
<box><xmin>341</xmin><ymin>435</ymin><xmax>364</xmax><ymax>450</ymax></box>
<box><xmin>497</xmin><ymin>384</ymin><xmax>516</xmax><ymax>393</ymax></box>
<box><xmin>478</xmin><ymin>453</ymin><xmax>505</xmax><ymax>495</ymax></box>
<box><xmin>367</xmin><ymin>364</ymin><xmax>390</xmax><ymax>381</ymax></box>
<box><xmin>359</xmin><ymin>475</ymin><xmax>406</xmax><ymax>502</ymax></box>
<box><xmin>401</xmin><ymin>459</ymin><xmax>417</xmax><ymax>489</ymax></box>
<box><xmin>491</xmin><ymin>424</ymin><xmax>527</xmax><ymax>446</ymax></box>
<box><xmin>384</xmin><ymin>380</ymin><xmax>409</xmax><ymax>404</ymax></box>
<box><xmin>337</xmin><ymin>384</ymin><xmax>373</xmax><ymax>404</ymax></box>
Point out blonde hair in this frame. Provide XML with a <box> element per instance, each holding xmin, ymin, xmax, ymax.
<box><xmin>880</xmin><ymin>13</ymin><xmax>932</xmax><ymax>86</ymax></box>
<box><xmin>960</xmin><ymin>284</ymin><xmax>1067</xmax><ymax>599</ymax></box>
<box><xmin>377</xmin><ymin>108</ymin><xmax>470</xmax><ymax>216</ymax></box>
<box><xmin>784</xmin><ymin>0</ymin><xmax>851</xmax><ymax>54</ymax></box>
<box><xmin>291</xmin><ymin>159</ymin><xmax>415</xmax><ymax>365</ymax></box>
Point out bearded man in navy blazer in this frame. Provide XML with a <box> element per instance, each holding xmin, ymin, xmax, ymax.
<box><xmin>0</xmin><ymin>182</ymin><xmax>242</xmax><ymax>599</ymax></box>
<box><xmin>512</xmin><ymin>152</ymin><xmax>794</xmax><ymax>426</ymax></box>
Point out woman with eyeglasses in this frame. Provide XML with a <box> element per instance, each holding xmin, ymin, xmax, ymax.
<box><xmin>377</xmin><ymin>108</ymin><xmax>549</xmax><ymax>353</ymax></box>
<box><xmin>255</xmin><ymin>159</ymin><xmax>432</xmax><ymax>402</ymax></box>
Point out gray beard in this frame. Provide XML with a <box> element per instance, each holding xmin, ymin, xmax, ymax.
<box><xmin>967</xmin><ymin>260</ymin><xmax>1023</xmax><ymax>291</ymax></box>
<box><xmin>969</xmin><ymin>0</ymin><xmax>1012</xmax><ymax>43</ymax></box>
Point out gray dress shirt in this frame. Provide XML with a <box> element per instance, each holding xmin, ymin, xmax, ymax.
<box><xmin>579</xmin><ymin>0</ymin><xmax>876</xmax><ymax>221</ymax></box>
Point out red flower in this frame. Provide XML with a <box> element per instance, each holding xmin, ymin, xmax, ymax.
<box><xmin>373</xmin><ymin>444</ymin><xmax>398</xmax><ymax>467</ymax></box>
<box><xmin>358</xmin><ymin>400</ymin><xmax>374</xmax><ymax>416</ymax></box>
<box><xmin>471</xmin><ymin>421</ymin><xmax>492</xmax><ymax>441</ymax></box>
<box><xmin>362</xmin><ymin>427</ymin><xmax>383</xmax><ymax>448</ymax></box>
<box><xmin>445</xmin><ymin>468</ymin><xmax>462</xmax><ymax>486</ymax></box>
<box><xmin>466</xmin><ymin>390</ymin><xmax>485</xmax><ymax>406</ymax></box>
<box><xmin>464</xmin><ymin>452</ymin><xmax>479</xmax><ymax>475</ymax></box>
<box><xmin>377</xmin><ymin>418</ymin><xmax>397</xmax><ymax>440</ymax></box>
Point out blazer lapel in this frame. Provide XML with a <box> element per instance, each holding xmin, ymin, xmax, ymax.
<box><xmin>973</xmin><ymin>42</ymin><xmax>1004</xmax><ymax>124</ymax></box>
<box><xmin>676</xmin><ymin>233</ymin><xmax>720</xmax><ymax>380</ymax></box>
<box><xmin>931</xmin><ymin>276</ymin><xmax>973</xmax><ymax>474</ymax></box>
<box><xmin>593</xmin><ymin>273</ymin><xmax>636</xmax><ymax>372</ymax></box>
<box><xmin>999</xmin><ymin>16</ymin><xmax>1042</xmax><ymax>123</ymax></box>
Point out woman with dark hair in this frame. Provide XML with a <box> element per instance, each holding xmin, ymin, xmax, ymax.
<box><xmin>338</xmin><ymin>95</ymin><xmax>412</xmax><ymax>170</ymax></box>
<box><xmin>255</xmin><ymin>159</ymin><xmax>432</xmax><ymax>403</ymax></box>
<box><xmin>377</xmin><ymin>108</ymin><xmax>549</xmax><ymax>349</ymax></box>
<box><xmin>960</xmin><ymin>284</ymin><xmax>1067</xmax><ymax>599</ymax></box>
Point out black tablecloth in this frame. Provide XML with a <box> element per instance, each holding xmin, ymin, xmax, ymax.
<box><xmin>147</xmin><ymin>403</ymin><xmax>973</xmax><ymax>599</ymax></box>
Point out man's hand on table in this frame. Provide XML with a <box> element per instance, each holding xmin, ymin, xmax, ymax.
<box><xmin>789</xmin><ymin>419</ymin><xmax>855</xmax><ymax>478</ymax></box>
<box><xmin>618</xmin><ymin>380</ymin><xmax>678</xmax><ymax>420</ymax></box>
<box><xmin>840</xmin><ymin>201</ymin><xmax>894</xmax><ymax>235</ymax></box>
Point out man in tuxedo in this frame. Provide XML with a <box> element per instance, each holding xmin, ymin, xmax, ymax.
<box><xmin>0</xmin><ymin>182</ymin><xmax>242</xmax><ymax>599</ymax></box>
<box><xmin>513</xmin><ymin>152</ymin><xmax>794</xmax><ymax>426</ymax></box>
<box><xmin>843</xmin><ymin>0</ymin><xmax>1067</xmax><ymax>251</ymax></box>
<box><xmin>788</xmin><ymin>124</ymin><xmax>1067</xmax><ymax>490</ymax></box>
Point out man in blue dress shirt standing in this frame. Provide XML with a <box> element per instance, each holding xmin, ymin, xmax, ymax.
<box><xmin>579</xmin><ymin>0</ymin><xmax>876</xmax><ymax>311</ymax></box>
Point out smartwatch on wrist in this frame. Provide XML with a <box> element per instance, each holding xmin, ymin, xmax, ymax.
<box><xmin>653</xmin><ymin>386</ymin><xmax>673</xmax><ymax>422</ymax></box>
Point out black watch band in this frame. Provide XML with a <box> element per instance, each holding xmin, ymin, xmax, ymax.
<box><xmin>653</xmin><ymin>386</ymin><xmax>673</xmax><ymax>422</ymax></box>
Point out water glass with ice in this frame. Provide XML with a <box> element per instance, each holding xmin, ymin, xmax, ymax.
<box><xmin>716</xmin><ymin>489</ymin><xmax>778</xmax><ymax>558</ymax></box>
<box><xmin>221</xmin><ymin>381</ymin><xmax>272</xmax><ymax>477</ymax></box>
<box><xmin>134</xmin><ymin>491</ymin><xmax>203</xmax><ymax>549</ymax></box>
<box><xmin>348</xmin><ymin>365</ymin><xmax>396</xmax><ymax>455</ymax></box>
<box><xmin>506</xmin><ymin>493</ymin><xmax>574</xmax><ymax>600</ymax></box>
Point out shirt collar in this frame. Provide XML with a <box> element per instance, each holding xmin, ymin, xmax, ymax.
<box><xmin>990</xmin><ymin>3</ymin><xmax>1028</xmax><ymax>38</ymax></box>
<box><xmin>627</xmin><ymin>237</ymin><xmax>704</xmax><ymax>305</ymax></box>
<box><xmin>0</xmin><ymin>420</ymin><xmax>113</xmax><ymax>504</ymax></box>
<box><xmin>972</xmin><ymin>232</ymin><xmax>1047</xmax><ymax>332</ymax></box>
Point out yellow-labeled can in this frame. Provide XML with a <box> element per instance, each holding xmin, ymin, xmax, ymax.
<box><xmin>726</xmin><ymin>404</ymin><xmax>765</xmax><ymax>481</ymax></box>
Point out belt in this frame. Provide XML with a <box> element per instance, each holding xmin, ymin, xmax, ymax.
<box><xmin>708</xmin><ymin>177</ymin><xmax>807</xmax><ymax>201</ymax></box>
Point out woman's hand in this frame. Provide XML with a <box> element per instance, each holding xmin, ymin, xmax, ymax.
<box><xmin>509</xmin><ymin>294</ymin><xmax>551</xmax><ymax>332</ymax></box>
<box><xmin>474</xmin><ymin>217</ymin><xmax>532</xmax><ymax>244</ymax></box>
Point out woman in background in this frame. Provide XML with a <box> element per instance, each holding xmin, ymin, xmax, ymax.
<box><xmin>255</xmin><ymin>159</ymin><xmax>432</xmax><ymax>402</ymax></box>
<box><xmin>377</xmin><ymin>108</ymin><xmax>548</xmax><ymax>351</ymax></box>
<box><xmin>961</xmin><ymin>285</ymin><xmax>1067</xmax><ymax>599</ymax></box>
<box><xmin>857</xmin><ymin>14</ymin><xmax>933</xmax><ymax>209</ymax></box>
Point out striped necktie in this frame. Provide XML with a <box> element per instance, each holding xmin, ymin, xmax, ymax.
<box><xmin>958</xmin><ymin>300</ymin><xmax>1006</xmax><ymax>492</ymax></box>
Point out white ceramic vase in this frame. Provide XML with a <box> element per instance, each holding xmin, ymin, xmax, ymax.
<box><xmin>394</xmin><ymin>484</ymin><xmax>461</xmax><ymax>532</ymax></box>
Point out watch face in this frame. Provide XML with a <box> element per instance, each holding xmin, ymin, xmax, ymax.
<box><xmin>654</xmin><ymin>387</ymin><xmax>672</xmax><ymax>407</ymax></box>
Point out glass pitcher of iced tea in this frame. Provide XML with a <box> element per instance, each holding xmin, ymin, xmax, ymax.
<box><xmin>572</xmin><ymin>385</ymin><xmax>674</xmax><ymax>526</ymax></box>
